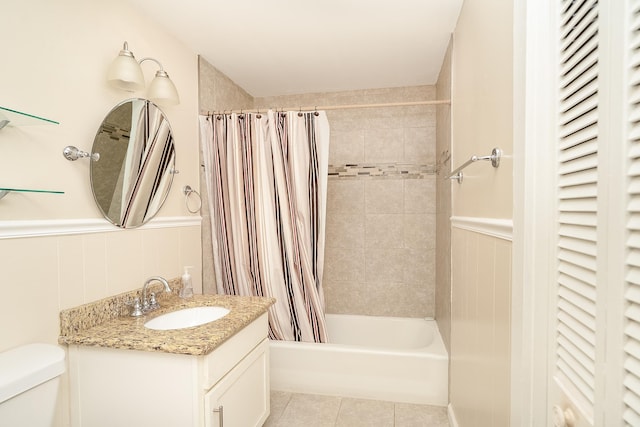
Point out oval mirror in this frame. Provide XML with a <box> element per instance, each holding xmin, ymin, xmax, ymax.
<box><xmin>90</xmin><ymin>99</ymin><xmax>176</xmax><ymax>228</ymax></box>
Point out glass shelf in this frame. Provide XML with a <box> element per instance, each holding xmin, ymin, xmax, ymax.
<box><xmin>0</xmin><ymin>187</ymin><xmax>64</xmax><ymax>200</ymax></box>
<box><xmin>0</xmin><ymin>106</ymin><xmax>59</xmax><ymax>129</ymax></box>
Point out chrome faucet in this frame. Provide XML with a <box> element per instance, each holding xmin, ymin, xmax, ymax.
<box><xmin>140</xmin><ymin>276</ymin><xmax>171</xmax><ymax>314</ymax></box>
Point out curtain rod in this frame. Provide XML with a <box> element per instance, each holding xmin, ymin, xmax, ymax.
<box><xmin>200</xmin><ymin>99</ymin><xmax>450</xmax><ymax>116</ymax></box>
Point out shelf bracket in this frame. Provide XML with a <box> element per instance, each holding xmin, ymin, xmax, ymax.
<box><xmin>63</xmin><ymin>146</ymin><xmax>100</xmax><ymax>162</ymax></box>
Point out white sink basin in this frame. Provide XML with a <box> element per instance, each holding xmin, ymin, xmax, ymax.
<box><xmin>144</xmin><ymin>306</ymin><xmax>230</xmax><ymax>330</ymax></box>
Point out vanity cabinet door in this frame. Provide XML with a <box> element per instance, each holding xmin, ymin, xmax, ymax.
<box><xmin>204</xmin><ymin>339</ymin><xmax>270</xmax><ymax>427</ymax></box>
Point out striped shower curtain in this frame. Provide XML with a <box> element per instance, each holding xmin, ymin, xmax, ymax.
<box><xmin>199</xmin><ymin>110</ymin><xmax>329</xmax><ymax>343</ymax></box>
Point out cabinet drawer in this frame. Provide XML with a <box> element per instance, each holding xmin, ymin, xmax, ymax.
<box><xmin>201</xmin><ymin>312</ymin><xmax>268</xmax><ymax>388</ymax></box>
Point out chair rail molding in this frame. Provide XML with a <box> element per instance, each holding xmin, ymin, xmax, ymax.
<box><xmin>450</xmin><ymin>216</ymin><xmax>513</xmax><ymax>241</ymax></box>
<box><xmin>0</xmin><ymin>216</ymin><xmax>201</xmax><ymax>240</ymax></box>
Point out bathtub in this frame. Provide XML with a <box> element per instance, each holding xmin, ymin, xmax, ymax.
<box><xmin>269</xmin><ymin>314</ymin><xmax>448</xmax><ymax>406</ymax></box>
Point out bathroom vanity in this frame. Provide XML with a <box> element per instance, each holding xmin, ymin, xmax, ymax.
<box><xmin>60</xmin><ymin>290</ymin><xmax>274</xmax><ymax>427</ymax></box>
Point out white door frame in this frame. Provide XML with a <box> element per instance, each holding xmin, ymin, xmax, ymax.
<box><xmin>511</xmin><ymin>0</ymin><xmax>557</xmax><ymax>425</ymax></box>
<box><xmin>513</xmin><ymin>0</ymin><xmax>633</xmax><ymax>425</ymax></box>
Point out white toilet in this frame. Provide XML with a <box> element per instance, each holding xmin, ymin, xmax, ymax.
<box><xmin>0</xmin><ymin>343</ymin><xmax>66</xmax><ymax>427</ymax></box>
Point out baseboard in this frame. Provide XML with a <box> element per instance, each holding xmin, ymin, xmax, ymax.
<box><xmin>448</xmin><ymin>403</ymin><xmax>460</xmax><ymax>427</ymax></box>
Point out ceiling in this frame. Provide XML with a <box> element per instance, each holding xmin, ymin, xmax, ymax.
<box><xmin>127</xmin><ymin>0</ymin><xmax>463</xmax><ymax>98</ymax></box>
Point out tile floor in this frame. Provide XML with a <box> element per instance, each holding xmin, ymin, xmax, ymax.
<box><xmin>264</xmin><ymin>391</ymin><xmax>450</xmax><ymax>427</ymax></box>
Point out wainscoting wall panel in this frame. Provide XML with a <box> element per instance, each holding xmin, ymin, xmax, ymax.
<box><xmin>449</xmin><ymin>219</ymin><xmax>512</xmax><ymax>427</ymax></box>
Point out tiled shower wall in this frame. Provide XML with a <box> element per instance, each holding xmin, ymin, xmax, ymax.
<box><xmin>257</xmin><ymin>86</ymin><xmax>437</xmax><ymax>318</ymax></box>
<box><xmin>198</xmin><ymin>58</ymin><xmax>437</xmax><ymax>318</ymax></box>
<box><xmin>198</xmin><ymin>57</ymin><xmax>254</xmax><ymax>294</ymax></box>
<box><xmin>435</xmin><ymin>39</ymin><xmax>453</xmax><ymax>352</ymax></box>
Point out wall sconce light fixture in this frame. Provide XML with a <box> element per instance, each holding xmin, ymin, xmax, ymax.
<box><xmin>107</xmin><ymin>41</ymin><xmax>180</xmax><ymax>106</ymax></box>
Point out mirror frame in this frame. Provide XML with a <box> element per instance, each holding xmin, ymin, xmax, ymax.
<box><xmin>90</xmin><ymin>98</ymin><xmax>176</xmax><ymax>228</ymax></box>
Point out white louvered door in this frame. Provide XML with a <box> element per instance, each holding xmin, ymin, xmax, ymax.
<box><xmin>552</xmin><ymin>1</ymin><xmax>600</xmax><ymax>425</ymax></box>
<box><xmin>624</xmin><ymin>0</ymin><xmax>640</xmax><ymax>423</ymax></box>
<box><xmin>548</xmin><ymin>0</ymin><xmax>640</xmax><ymax>425</ymax></box>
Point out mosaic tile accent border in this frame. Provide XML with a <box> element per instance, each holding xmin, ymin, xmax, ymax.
<box><xmin>328</xmin><ymin>163</ymin><xmax>435</xmax><ymax>179</ymax></box>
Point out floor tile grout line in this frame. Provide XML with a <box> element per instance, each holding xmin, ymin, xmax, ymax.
<box><xmin>274</xmin><ymin>391</ymin><xmax>293</xmax><ymax>426</ymax></box>
<box><xmin>393</xmin><ymin>402</ymin><xmax>397</xmax><ymax>427</ymax></box>
<box><xmin>333</xmin><ymin>396</ymin><xmax>344</xmax><ymax>426</ymax></box>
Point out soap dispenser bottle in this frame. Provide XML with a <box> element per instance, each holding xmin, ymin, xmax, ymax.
<box><xmin>179</xmin><ymin>266</ymin><xmax>194</xmax><ymax>298</ymax></box>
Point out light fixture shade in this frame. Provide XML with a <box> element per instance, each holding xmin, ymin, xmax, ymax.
<box><xmin>148</xmin><ymin>71</ymin><xmax>180</xmax><ymax>106</ymax></box>
<box><xmin>107</xmin><ymin>44</ymin><xmax>145</xmax><ymax>92</ymax></box>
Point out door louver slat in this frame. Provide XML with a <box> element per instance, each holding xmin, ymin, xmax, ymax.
<box><xmin>626</xmin><ymin>0</ymin><xmax>640</xmax><ymax>420</ymax></box>
<box><xmin>555</xmin><ymin>0</ymin><xmax>599</xmax><ymax>421</ymax></box>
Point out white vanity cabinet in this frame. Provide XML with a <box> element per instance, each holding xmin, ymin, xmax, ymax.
<box><xmin>67</xmin><ymin>313</ymin><xmax>270</xmax><ymax>427</ymax></box>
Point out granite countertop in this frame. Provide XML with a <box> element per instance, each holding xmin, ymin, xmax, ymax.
<box><xmin>59</xmin><ymin>285</ymin><xmax>275</xmax><ymax>356</ymax></box>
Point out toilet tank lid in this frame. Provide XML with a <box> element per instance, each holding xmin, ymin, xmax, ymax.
<box><xmin>0</xmin><ymin>343</ymin><xmax>65</xmax><ymax>404</ymax></box>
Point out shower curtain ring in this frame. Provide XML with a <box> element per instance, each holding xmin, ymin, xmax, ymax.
<box><xmin>298</xmin><ymin>107</ymin><xmax>303</xmax><ymax>117</ymax></box>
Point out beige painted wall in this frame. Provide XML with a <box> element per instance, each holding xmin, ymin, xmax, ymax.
<box><xmin>451</xmin><ymin>0</ymin><xmax>513</xmax><ymax>219</ymax></box>
<box><xmin>449</xmin><ymin>0</ymin><xmax>513</xmax><ymax>425</ymax></box>
<box><xmin>1</xmin><ymin>1</ymin><xmax>200</xmax><ymax>425</ymax></box>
